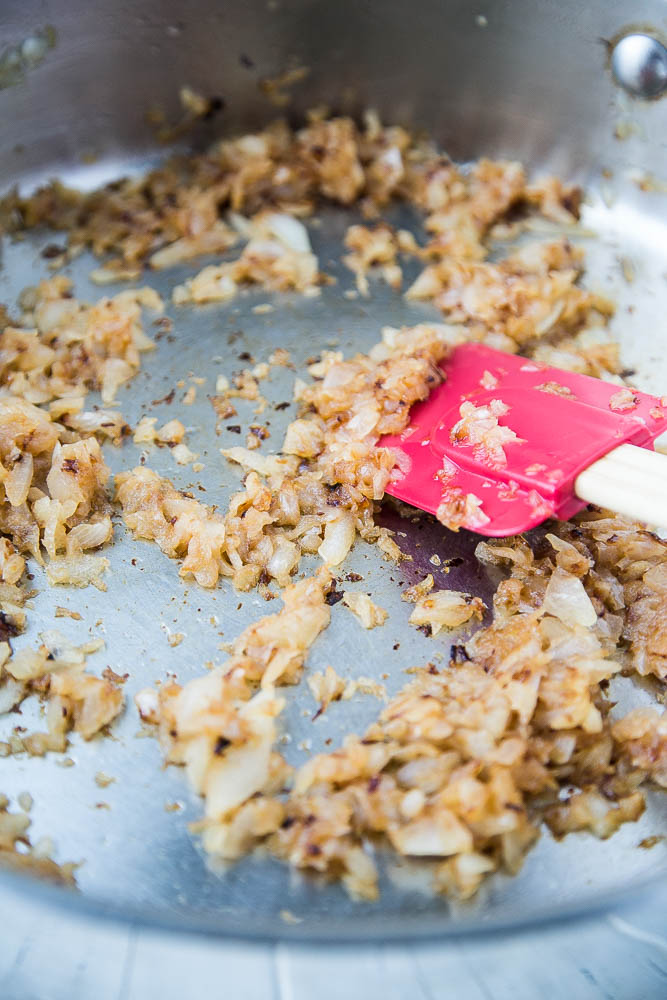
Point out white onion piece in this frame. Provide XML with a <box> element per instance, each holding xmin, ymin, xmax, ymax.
<box><xmin>266</xmin><ymin>539</ymin><xmax>300</xmax><ymax>583</ymax></box>
<box><xmin>265</xmin><ymin>213</ymin><xmax>312</xmax><ymax>253</ymax></box>
<box><xmin>318</xmin><ymin>511</ymin><xmax>356</xmax><ymax>566</ymax></box>
<box><xmin>543</xmin><ymin>567</ymin><xmax>597</xmax><ymax>627</ymax></box>
<box><xmin>66</xmin><ymin>517</ymin><xmax>113</xmax><ymax>554</ymax></box>
<box><xmin>0</xmin><ymin>677</ymin><xmax>27</xmax><ymax>714</ymax></box>
<box><xmin>5</xmin><ymin>452</ymin><xmax>33</xmax><ymax>507</ymax></box>
<box><xmin>389</xmin><ymin>812</ymin><xmax>473</xmax><ymax>857</ymax></box>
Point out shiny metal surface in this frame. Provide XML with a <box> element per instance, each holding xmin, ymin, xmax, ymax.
<box><xmin>0</xmin><ymin>0</ymin><xmax>665</xmax><ymax>941</ymax></box>
<box><xmin>1</xmin><ymin>0</ymin><xmax>665</xmax><ymax>186</ymax></box>
<box><xmin>611</xmin><ymin>33</ymin><xmax>667</xmax><ymax>100</ymax></box>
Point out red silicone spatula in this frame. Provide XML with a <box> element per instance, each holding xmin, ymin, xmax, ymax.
<box><xmin>380</xmin><ymin>343</ymin><xmax>667</xmax><ymax>536</ymax></box>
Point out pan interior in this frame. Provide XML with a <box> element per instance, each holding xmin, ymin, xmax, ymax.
<box><xmin>0</xmin><ymin>154</ymin><xmax>666</xmax><ymax>940</ymax></box>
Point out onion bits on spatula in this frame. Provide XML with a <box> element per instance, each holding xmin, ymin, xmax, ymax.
<box><xmin>380</xmin><ymin>343</ymin><xmax>667</xmax><ymax>535</ymax></box>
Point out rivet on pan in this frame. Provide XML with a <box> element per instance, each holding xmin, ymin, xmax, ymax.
<box><xmin>611</xmin><ymin>33</ymin><xmax>667</xmax><ymax>99</ymax></box>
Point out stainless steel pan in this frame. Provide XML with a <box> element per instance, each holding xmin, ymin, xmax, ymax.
<box><xmin>0</xmin><ymin>0</ymin><xmax>665</xmax><ymax>941</ymax></box>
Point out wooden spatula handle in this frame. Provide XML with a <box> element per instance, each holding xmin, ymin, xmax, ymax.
<box><xmin>574</xmin><ymin>443</ymin><xmax>667</xmax><ymax>527</ymax></box>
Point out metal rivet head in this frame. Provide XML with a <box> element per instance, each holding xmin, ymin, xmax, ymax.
<box><xmin>611</xmin><ymin>33</ymin><xmax>667</xmax><ymax>99</ymax></box>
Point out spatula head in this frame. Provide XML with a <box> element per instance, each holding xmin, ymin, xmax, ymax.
<box><xmin>380</xmin><ymin>343</ymin><xmax>667</xmax><ymax>536</ymax></box>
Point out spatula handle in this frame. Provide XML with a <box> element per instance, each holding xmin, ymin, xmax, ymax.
<box><xmin>574</xmin><ymin>443</ymin><xmax>667</xmax><ymax>527</ymax></box>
